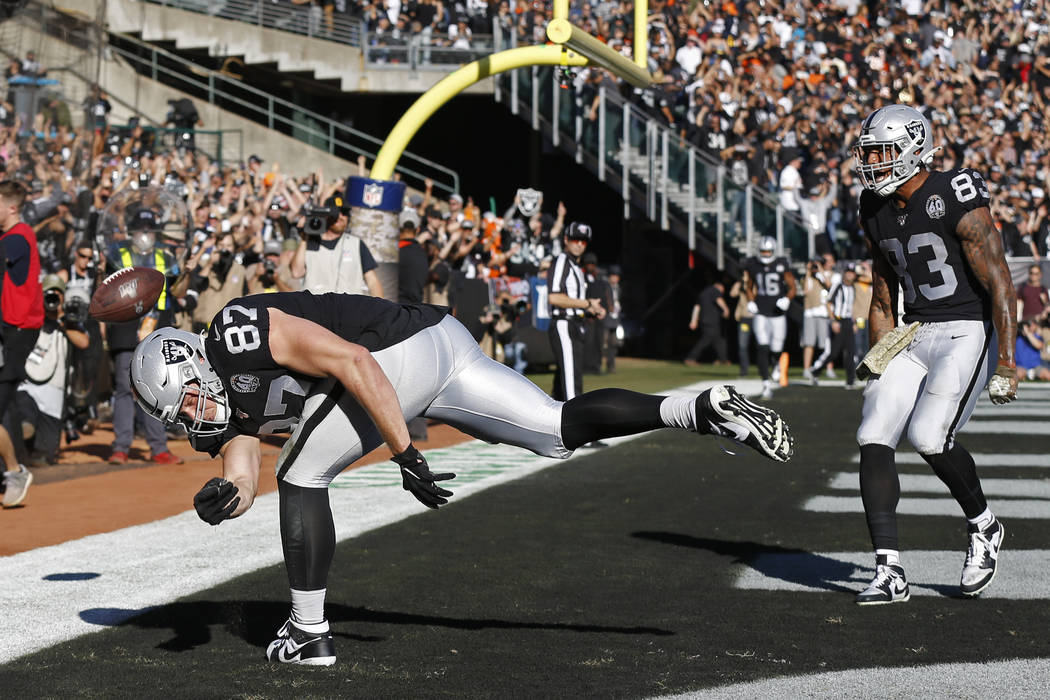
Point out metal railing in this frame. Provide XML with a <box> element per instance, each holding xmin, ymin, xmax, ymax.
<box><xmin>142</xmin><ymin>0</ymin><xmax>498</xmax><ymax>67</ymax></box>
<box><xmin>146</xmin><ymin>0</ymin><xmax>363</xmax><ymax>46</ymax></box>
<box><xmin>360</xmin><ymin>30</ymin><xmax>499</xmax><ymax>68</ymax></box>
<box><xmin>108</xmin><ymin>35</ymin><xmax>459</xmax><ymax>194</ymax></box>
<box><xmin>494</xmin><ymin>65</ymin><xmax>811</xmax><ymax>268</ymax></box>
<box><xmin>15</xmin><ymin>1</ymin><xmax>461</xmax><ymax>193</ymax></box>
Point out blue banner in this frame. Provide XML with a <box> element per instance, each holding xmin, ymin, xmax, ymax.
<box><xmin>345</xmin><ymin>176</ymin><xmax>405</xmax><ymax>213</ymax></box>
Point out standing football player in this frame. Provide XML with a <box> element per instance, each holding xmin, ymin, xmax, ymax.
<box><xmin>851</xmin><ymin>105</ymin><xmax>1017</xmax><ymax>605</ymax></box>
<box><xmin>130</xmin><ymin>291</ymin><xmax>793</xmax><ymax>665</ymax></box>
<box><xmin>745</xmin><ymin>236</ymin><xmax>796</xmax><ymax>399</ymax></box>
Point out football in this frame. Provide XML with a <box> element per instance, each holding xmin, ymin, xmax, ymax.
<box><xmin>88</xmin><ymin>266</ymin><xmax>166</xmax><ymax>322</ymax></box>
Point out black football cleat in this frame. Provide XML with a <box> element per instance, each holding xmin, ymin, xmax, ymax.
<box><xmin>265</xmin><ymin>619</ymin><xmax>336</xmax><ymax>666</ymax></box>
<box><xmin>856</xmin><ymin>561</ymin><xmax>910</xmax><ymax>606</ymax></box>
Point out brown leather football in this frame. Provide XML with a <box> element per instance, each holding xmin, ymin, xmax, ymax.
<box><xmin>88</xmin><ymin>266</ymin><xmax>166</xmax><ymax>322</ymax></box>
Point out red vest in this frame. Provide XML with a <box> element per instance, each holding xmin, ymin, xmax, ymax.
<box><xmin>1</xmin><ymin>222</ymin><xmax>44</xmax><ymax>329</ymax></box>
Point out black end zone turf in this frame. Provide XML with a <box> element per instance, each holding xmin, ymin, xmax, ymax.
<box><xmin>5</xmin><ymin>387</ymin><xmax>1050</xmax><ymax>696</ymax></box>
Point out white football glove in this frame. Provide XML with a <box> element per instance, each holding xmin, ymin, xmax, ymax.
<box><xmin>775</xmin><ymin>296</ymin><xmax>791</xmax><ymax>311</ymax></box>
<box><xmin>988</xmin><ymin>365</ymin><xmax>1017</xmax><ymax>405</ymax></box>
<box><xmin>746</xmin><ymin>301</ymin><xmax>759</xmax><ymax>315</ymax></box>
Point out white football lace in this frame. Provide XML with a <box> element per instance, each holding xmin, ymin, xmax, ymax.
<box><xmin>966</xmin><ymin>531</ymin><xmax>992</xmax><ymax>568</ymax></box>
<box><xmin>870</xmin><ymin>565</ymin><xmax>898</xmax><ymax>591</ymax></box>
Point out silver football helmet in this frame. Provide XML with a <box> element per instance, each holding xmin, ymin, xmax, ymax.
<box><xmin>131</xmin><ymin>327</ymin><xmax>231</xmax><ymax>438</ymax></box>
<box><xmin>853</xmin><ymin>104</ymin><xmax>941</xmax><ymax>197</ymax></box>
<box><xmin>757</xmin><ymin>236</ymin><xmax>777</xmax><ymax>263</ymax></box>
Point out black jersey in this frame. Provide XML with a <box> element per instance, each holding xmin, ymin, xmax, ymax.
<box><xmin>860</xmin><ymin>168</ymin><xmax>991</xmax><ymax>322</ymax></box>
<box><xmin>744</xmin><ymin>255</ymin><xmax>791</xmax><ymax>316</ymax></box>
<box><xmin>192</xmin><ymin>291</ymin><xmax>448</xmax><ymax>455</ymax></box>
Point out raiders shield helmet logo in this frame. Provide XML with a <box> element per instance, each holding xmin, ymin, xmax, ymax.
<box><xmin>161</xmin><ymin>339</ymin><xmax>191</xmax><ymax>364</ymax></box>
<box><xmin>905</xmin><ymin>119</ymin><xmax>926</xmax><ymax>144</ymax></box>
<box><xmin>516</xmin><ymin>188</ymin><xmax>543</xmax><ymax>217</ymax></box>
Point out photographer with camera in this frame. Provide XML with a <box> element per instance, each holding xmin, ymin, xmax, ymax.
<box><xmin>801</xmin><ymin>253</ymin><xmax>838</xmax><ymax>382</ymax></box>
<box><xmin>164</xmin><ymin>97</ymin><xmax>202</xmax><ymax>154</ymax></box>
<box><xmin>190</xmin><ymin>231</ymin><xmax>252</xmax><ymax>329</ymax></box>
<box><xmin>290</xmin><ymin>194</ymin><xmax>383</xmax><ymax>297</ymax></box>
<box><xmin>59</xmin><ymin>238</ymin><xmax>102</xmax><ymax>439</ymax></box>
<box><xmin>15</xmin><ymin>275</ymin><xmax>88</xmax><ymax>466</ymax></box>
<box><xmin>248</xmin><ymin>239</ymin><xmax>296</xmax><ymax>294</ymax></box>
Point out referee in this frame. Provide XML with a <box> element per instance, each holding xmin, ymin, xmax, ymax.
<box><xmin>547</xmin><ymin>221</ymin><xmax>605</xmax><ymax>400</ymax></box>
<box><xmin>810</xmin><ymin>264</ymin><xmax>858</xmax><ymax>389</ymax></box>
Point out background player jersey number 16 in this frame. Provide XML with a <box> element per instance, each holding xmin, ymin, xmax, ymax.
<box><xmin>223</xmin><ymin>304</ymin><xmax>262</xmax><ymax>354</ymax></box>
<box><xmin>756</xmin><ymin>271</ymin><xmax>782</xmax><ymax>297</ymax></box>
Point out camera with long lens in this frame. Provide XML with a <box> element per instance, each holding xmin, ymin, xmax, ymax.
<box><xmin>62</xmin><ymin>287</ymin><xmax>91</xmax><ymax>324</ymax></box>
<box><xmin>260</xmin><ymin>257</ymin><xmax>278</xmax><ymax>287</ymax></box>
<box><xmin>43</xmin><ymin>288</ymin><xmax>63</xmax><ymax>312</ymax></box>
<box><xmin>301</xmin><ymin>204</ymin><xmax>340</xmax><ymax>237</ymax></box>
<box><xmin>23</xmin><ymin>190</ymin><xmax>73</xmax><ymax>226</ymax></box>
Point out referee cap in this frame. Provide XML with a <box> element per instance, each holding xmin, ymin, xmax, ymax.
<box><xmin>565</xmin><ymin>221</ymin><xmax>593</xmax><ymax>242</ymax></box>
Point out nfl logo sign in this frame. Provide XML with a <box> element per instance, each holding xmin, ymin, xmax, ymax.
<box><xmin>362</xmin><ymin>183</ymin><xmax>383</xmax><ymax>208</ymax></box>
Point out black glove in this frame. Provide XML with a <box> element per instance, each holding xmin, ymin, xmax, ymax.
<box><xmin>193</xmin><ymin>477</ymin><xmax>240</xmax><ymax>525</ymax></box>
<box><xmin>392</xmin><ymin>444</ymin><xmax>455</xmax><ymax>509</ymax></box>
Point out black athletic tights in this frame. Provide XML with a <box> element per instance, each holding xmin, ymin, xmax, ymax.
<box><xmin>561</xmin><ymin>388</ymin><xmax>673</xmax><ymax>450</ymax></box>
<box><xmin>279</xmin><ymin>480</ymin><xmax>336</xmax><ymax>591</ymax></box>
<box><xmin>861</xmin><ymin>442</ymin><xmax>987</xmax><ymax>550</ymax></box>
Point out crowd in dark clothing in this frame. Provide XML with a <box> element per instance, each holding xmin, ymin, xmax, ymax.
<box><xmin>351</xmin><ymin>0</ymin><xmax>1050</xmax><ymax>258</ymax></box>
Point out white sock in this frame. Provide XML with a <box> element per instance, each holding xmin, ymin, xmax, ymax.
<box><xmin>967</xmin><ymin>508</ymin><xmax>995</xmax><ymax>532</ymax></box>
<box><xmin>659</xmin><ymin>395</ymin><xmax>698</xmax><ymax>431</ymax></box>
<box><xmin>290</xmin><ymin>588</ymin><xmax>328</xmax><ymax>630</ymax></box>
<box><xmin>875</xmin><ymin>549</ymin><xmax>901</xmax><ymax>567</ymax></box>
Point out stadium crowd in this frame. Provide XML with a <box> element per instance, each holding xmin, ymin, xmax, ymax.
<box><xmin>350</xmin><ymin>0</ymin><xmax>1050</xmax><ymax>257</ymax></box>
<box><xmin>4</xmin><ymin>0</ymin><xmax>1050</xmax><ymax>484</ymax></box>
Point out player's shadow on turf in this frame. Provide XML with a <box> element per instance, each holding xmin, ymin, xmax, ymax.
<box><xmin>84</xmin><ymin>600</ymin><xmax>673</xmax><ymax>653</ymax></box>
<box><xmin>632</xmin><ymin>532</ymin><xmax>860</xmax><ymax>594</ymax></box>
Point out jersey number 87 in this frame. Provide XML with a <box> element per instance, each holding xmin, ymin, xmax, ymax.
<box><xmin>222</xmin><ymin>304</ymin><xmax>261</xmax><ymax>354</ymax></box>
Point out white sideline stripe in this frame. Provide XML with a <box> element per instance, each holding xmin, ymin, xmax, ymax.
<box><xmin>661</xmin><ymin>659</ymin><xmax>1050</xmax><ymax>700</ymax></box>
<box><xmin>0</xmin><ymin>379</ymin><xmax>755</xmax><ymax>665</ymax></box>
<box><xmin>733</xmin><ymin>550</ymin><xmax>1050</xmax><ymax>599</ymax></box>
<box><xmin>971</xmin><ymin>405</ymin><xmax>1050</xmax><ymax>417</ymax></box>
<box><xmin>961</xmin><ymin>420</ymin><xmax>1050</xmax><ymax>435</ymax></box>
<box><xmin>850</xmin><ymin>452</ymin><xmax>1050</xmax><ymax>467</ymax></box>
<box><xmin>804</xmin><ymin>496</ymin><xmax>1050</xmax><ymax>519</ymax></box>
<box><xmin>827</xmin><ymin>473</ymin><xmax>1050</xmax><ymax>498</ymax></box>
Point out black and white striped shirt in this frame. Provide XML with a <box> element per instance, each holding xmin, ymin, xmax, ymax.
<box><xmin>547</xmin><ymin>252</ymin><xmax>586</xmax><ymax>319</ymax></box>
<box><xmin>827</xmin><ymin>282</ymin><xmax>856</xmax><ymax>320</ymax></box>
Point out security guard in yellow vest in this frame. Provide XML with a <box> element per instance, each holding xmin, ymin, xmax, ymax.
<box><xmin>104</xmin><ymin>207</ymin><xmax>188</xmax><ymax>465</ymax></box>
